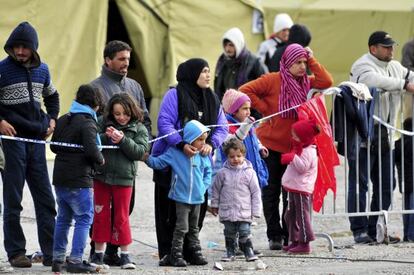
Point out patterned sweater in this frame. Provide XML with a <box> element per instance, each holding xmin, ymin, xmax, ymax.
<box><xmin>0</xmin><ymin>56</ymin><xmax>59</xmax><ymax>138</ymax></box>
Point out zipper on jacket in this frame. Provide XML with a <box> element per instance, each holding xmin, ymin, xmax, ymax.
<box><xmin>171</xmin><ymin>174</ymin><xmax>178</xmax><ymax>197</ymax></box>
<box><xmin>26</xmin><ymin>68</ymin><xmax>35</xmax><ymax>117</ymax></box>
<box><xmin>188</xmin><ymin>157</ymin><xmax>194</xmax><ymax>203</ymax></box>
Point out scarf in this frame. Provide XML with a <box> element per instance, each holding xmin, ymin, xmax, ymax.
<box><xmin>279</xmin><ymin>43</ymin><xmax>310</xmax><ymax>118</ymax></box>
<box><xmin>176</xmin><ymin>58</ymin><xmax>220</xmax><ymax>141</ymax></box>
<box><xmin>69</xmin><ymin>100</ymin><xmax>102</xmax><ymax>150</ymax></box>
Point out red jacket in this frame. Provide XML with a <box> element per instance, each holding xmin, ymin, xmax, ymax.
<box><xmin>239</xmin><ymin>57</ymin><xmax>333</xmax><ymax>153</ymax></box>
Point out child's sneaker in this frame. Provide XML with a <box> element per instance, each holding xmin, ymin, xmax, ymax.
<box><xmin>103</xmin><ymin>253</ymin><xmax>121</xmax><ymax>266</ymax></box>
<box><xmin>51</xmin><ymin>260</ymin><xmax>64</xmax><ymax>273</ymax></box>
<box><xmin>66</xmin><ymin>260</ymin><xmax>99</xmax><ymax>273</ymax></box>
<box><xmin>90</xmin><ymin>253</ymin><xmax>109</xmax><ymax>270</ymax></box>
<box><xmin>119</xmin><ymin>254</ymin><xmax>136</xmax><ymax>269</ymax></box>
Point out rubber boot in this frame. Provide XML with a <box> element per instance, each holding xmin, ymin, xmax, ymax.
<box><xmin>241</xmin><ymin>239</ymin><xmax>258</xmax><ymax>262</ymax></box>
<box><xmin>221</xmin><ymin>238</ymin><xmax>236</xmax><ymax>262</ymax></box>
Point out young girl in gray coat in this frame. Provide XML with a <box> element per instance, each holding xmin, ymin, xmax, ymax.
<box><xmin>211</xmin><ymin>138</ymin><xmax>262</xmax><ymax>261</ymax></box>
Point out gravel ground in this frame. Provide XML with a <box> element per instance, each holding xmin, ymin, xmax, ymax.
<box><xmin>0</xmin><ymin>160</ymin><xmax>414</xmax><ymax>274</ymax></box>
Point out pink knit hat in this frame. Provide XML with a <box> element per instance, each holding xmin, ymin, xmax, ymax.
<box><xmin>222</xmin><ymin>89</ymin><xmax>251</xmax><ymax>114</ymax></box>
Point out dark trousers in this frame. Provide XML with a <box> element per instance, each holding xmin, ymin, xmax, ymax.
<box><xmin>154</xmin><ymin>169</ymin><xmax>208</xmax><ymax>259</ymax></box>
<box><xmin>2</xmin><ymin>140</ymin><xmax>56</xmax><ymax>260</ymax></box>
<box><xmin>285</xmin><ymin>192</ymin><xmax>315</xmax><ymax>243</ymax></box>
<box><xmin>262</xmin><ymin>149</ymin><xmax>288</xmax><ymax>242</ymax></box>
<box><xmin>347</xmin><ymin>146</ymin><xmax>395</xmax><ymax>238</ymax></box>
<box><xmin>172</xmin><ymin>203</ymin><xmax>200</xmax><ymax>249</ymax></box>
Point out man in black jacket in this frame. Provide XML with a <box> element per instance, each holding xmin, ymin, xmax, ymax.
<box><xmin>0</xmin><ymin>22</ymin><xmax>59</xmax><ymax>268</ymax></box>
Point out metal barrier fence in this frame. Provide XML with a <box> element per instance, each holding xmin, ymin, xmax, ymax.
<box><xmin>311</xmin><ymin>86</ymin><xmax>414</xmax><ymax>251</ymax></box>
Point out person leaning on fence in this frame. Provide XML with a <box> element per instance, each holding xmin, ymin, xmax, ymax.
<box><xmin>0</xmin><ymin>21</ymin><xmax>59</xmax><ymax>268</ymax></box>
<box><xmin>281</xmin><ymin>119</ymin><xmax>320</xmax><ymax>254</ymax></box>
<box><xmin>239</xmin><ymin>43</ymin><xmax>333</xmax><ymax>250</ymax></box>
<box><xmin>395</xmin><ymin>118</ymin><xmax>414</xmax><ymax>242</ymax></box>
<box><xmin>349</xmin><ymin>31</ymin><xmax>414</xmax><ymax>244</ymax></box>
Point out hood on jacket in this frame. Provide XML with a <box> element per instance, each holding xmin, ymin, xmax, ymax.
<box><xmin>273</xmin><ymin>13</ymin><xmax>293</xmax><ymax>33</ymax></box>
<box><xmin>222</xmin><ymin>27</ymin><xmax>245</xmax><ymax>58</ymax></box>
<box><xmin>183</xmin><ymin>120</ymin><xmax>210</xmax><ymax>144</ymax></box>
<box><xmin>4</xmin><ymin>21</ymin><xmax>40</xmax><ymax>67</ymax></box>
<box><xmin>288</xmin><ymin>24</ymin><xmax>312</xmax><ymax>47</ymax></box>
<box><xmin>223</xmin><ymin>158</ymin><xmax>252</xmax><ymax>170</ymax></box>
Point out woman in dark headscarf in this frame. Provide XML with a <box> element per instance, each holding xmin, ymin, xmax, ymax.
<box><xmin>240</xmin><ymin>43</ymin><xmax>333</xmax><ymax>251</ymax></box>
<box><xmin>151</xmin><ymin>58</ymin><xmax>228</xmax><ymax>265</ymax></box>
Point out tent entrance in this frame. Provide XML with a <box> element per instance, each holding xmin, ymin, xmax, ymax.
<box><xmin>107</xmin><ymin>0</ymin><xmax>151</xmax><ymax>109</ymax></box>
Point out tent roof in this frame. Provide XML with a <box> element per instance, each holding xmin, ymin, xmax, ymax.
<box><xmin>262</xmin><ymin>0</ymin><xmax>414</xmax><ymax>12</ymax></box>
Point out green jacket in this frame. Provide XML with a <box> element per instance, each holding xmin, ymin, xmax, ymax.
<box><xmin>95</xmin><ymin>119</ymin><xmax>149</xmax><ymax>186</ymax></box>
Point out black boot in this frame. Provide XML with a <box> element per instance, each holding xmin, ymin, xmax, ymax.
<box><xmin>158</xmin><ymin>254</ymin><xmax>171</xmax><ymax>266</ymax></box>
<box><xmin>241</xmin><ymin>239</ymin><xmax>258</xmax><ymax>262</ymax></box>
<box><xmin>187</xmin><ymin>245</ymin><xmax>208</xmax><ymax>265</ymax></box>
<box><xmin>221</xmin><ymin>238</ymin><xmax>236</xmax><ymax>262</ymax></box>
<box><xmin>169</xmin><ymin>247</ymin><xmax>187</xmax><ymax>267</ymax></box>
<box><xmin>239</xmin><ymin>240</ymin><xmax>262</xmax><ymax>257</ymax></box>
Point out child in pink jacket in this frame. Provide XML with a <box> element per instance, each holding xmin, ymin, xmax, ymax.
<box><xmin>211</xmin><ymin>138</ymin><xmax>262</xmax><ymax>262</ymax></box>
<box><xmin>281</xmin><ymin>119</ymin><xmax>320</xmax><ymax>254</ymax></box>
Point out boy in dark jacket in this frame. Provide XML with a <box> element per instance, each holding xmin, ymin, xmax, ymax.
<box><xmin>395</xmin><ymin>118</ymin><xmax>414</xmax><ymax>242</ymax></box>
<box><xmin>50</xmin><ymin>84</ymin><xmax>105</xmax><ymax>273</ymax></box>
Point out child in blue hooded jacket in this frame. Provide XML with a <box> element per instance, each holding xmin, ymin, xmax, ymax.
<box><xmin>145</xmin><ymin>120</ymin><xmax>212</xmax><ymax>267</ymax></box>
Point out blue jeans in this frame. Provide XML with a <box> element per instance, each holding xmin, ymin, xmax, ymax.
<box><xmin>347</xmin><ymin>146</ymin><xmax>395</xmax><ymax>238</ymax></box>
<box><xmin>223</xmin><ymin>221</ymin><xmax>251</xmax><ymax>243</ymax></box>
<box><xmin>403</xmin><ymin>192</ymin><xmax>414</xmax><ymax>241</ymax></box>
<box><xmin>53</xmin><ymin>187</ymin><xmax>93</xmax><ymax>263</ymax></box>
<box><xmin>2</xmin><ymin>140</ymin><xmax>56</xmax><ymax>260</ymax></box>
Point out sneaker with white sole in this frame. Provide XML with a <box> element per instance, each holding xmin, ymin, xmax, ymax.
<box><xmin>120</xmin><ymin>254</ymin><xmax>135</xmax><ymax>269</ymax></box>
<box><xmin>90</xmin><ymin>253</ymin><xmax>109</xmax><ymax>270</ymax></box>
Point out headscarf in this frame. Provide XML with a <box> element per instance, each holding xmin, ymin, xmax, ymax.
<box><xmin>176</xmin><ymin>58</ymin><xmax>220</xmax><ymax>138</ymax></box>
<box><xmin>279</xmin><ymin>43</ymin><xmax>310</xmax><ymax>118</ymax></box>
